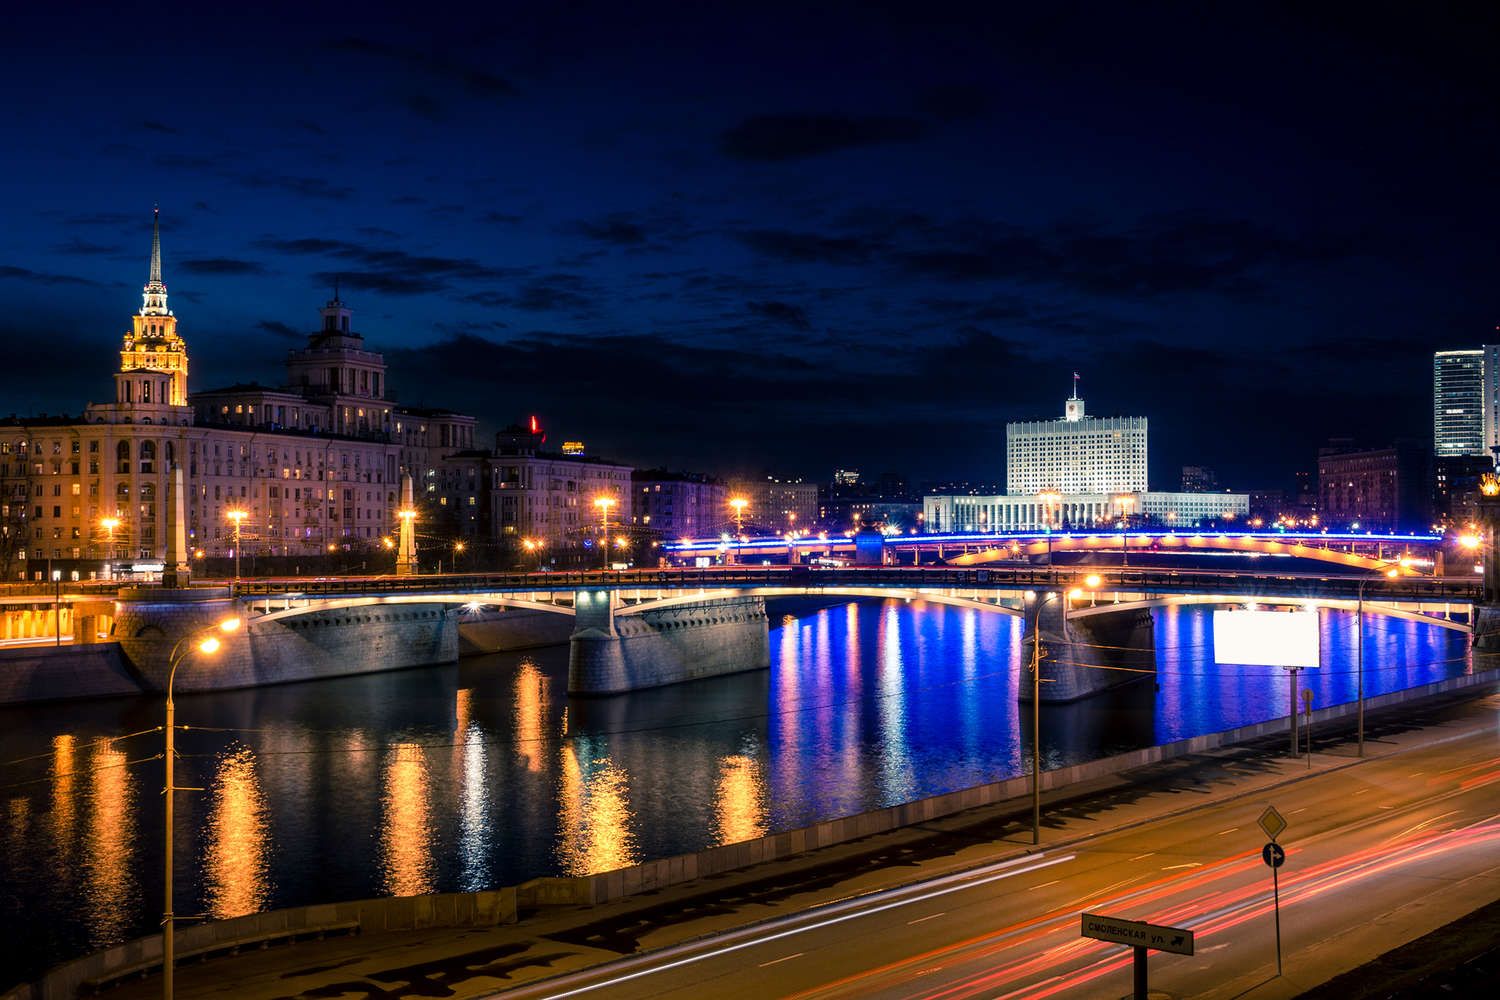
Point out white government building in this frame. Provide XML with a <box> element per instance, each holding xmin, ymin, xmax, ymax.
<box><xmin>924</xmin><ymin>382</ymin><xmax>1249</xmax><ymax>532</ymax></box>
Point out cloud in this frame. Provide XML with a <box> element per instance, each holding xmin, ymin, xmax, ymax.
<box><xmin>238</xmin><ymin>171</ymin><xmax>355</xmax><ymax>201</ymax></box>
<box><xmin>258</xmin><ymin>234</ymin><xmax>529</xmax><ymax>296</ymax></box>
<box><xmin>256</xmin><ymin>319</ymin><xmax>303</xmax><ymax>340</ymax></box>
<box><xmin>479</xmin><ymin>211</ymin><xmax>522</xmax><ymax>225</ymax></box>
<box><xmin>178</xmin><ymin>257</ymin><xmax>270</xmax><ymax>276</ymax></box>
<box><xmin>137</xmin><ymin>120</ymin><xmax>178</xmax><ymax>134</ymax></box>
<box><xmin>747</xmin><ymin>300</ymin><xmax>810</xmax><ymax>329</ymax></box>
<box><xmin>734</xmin><ymin>229</ymin><xmax>873</xmax><ymax>264</ymax></box>
<box><xmin>53</xmin><ymin>239</ymin><xmax>123</xmax><ymax>256</ymax></box>
<box><xmin>721</xmin><ymin>113</ymin><xmax>926</xmax><ymax>161</ymax></box>
<box><xmin>568</xmin><ymin>213</ymin><xmax>647</xmax><ymax>245</ymax></box>
<box><xmin>0</xmin><ymin>265</ymin><xmax>98</xmax><ymax>286</ymax></box>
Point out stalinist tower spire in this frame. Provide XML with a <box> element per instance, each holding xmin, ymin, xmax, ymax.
<box><xmin>149</xmin><ymin>201</ymin><xmax>162</xmax><ymax>284</ymax></box>
<box><xmin>141</xmin><ymin>203</ymin><xmax>169</xmax><ymax>317</ymax></box>
<box><xmin>118</xmin><ymin>202</ymin><xmax>189</xmax><ymax>407</ymax></box>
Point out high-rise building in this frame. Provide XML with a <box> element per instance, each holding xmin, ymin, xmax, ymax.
<box><xmin>1317</xmin><ymin>439</ymin><xmax>1431</xmax><ymax>532</ymax></box>
<box><xmin>1006</xmin><ymin>380</ymin><xmax>1147</xmax><ymax>495</ymax></box>
<box><xmin>1433</xmin><ymin>349</ymin><xmax>1485</xmax><ymax>457</ymax></box>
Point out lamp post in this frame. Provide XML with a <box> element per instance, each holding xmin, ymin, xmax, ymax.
<box><xmin>594</xmin><ymin>496</ymin><xmax>615</xmax><ymax>571</ymax></box>
<box><xmin>52</xmin><ymin>569</ymin><xmax>62</xmax><ymax>647</ymax></box>
<box><xmin>1027</xmin><ymin>590</ymin><xmax>1053</xmax><ymax>844</ymax></box>
<box><xmin>101</xmin><ymin>517</ymin><xmax>119</xmax><ymax>581</ymax></box>
<box><xmin>226</xmin><ymin>509</ymin><xmax>247</xmax><ymax>584</ymax></box>
<box><xmin>728</xmin><ymin>497</ymin><xmax>748</xmax><ymax>564</ymax></box>
<box><xmin>162</xmin><ymin>617</ymin><xmax>241</xmax><ymax>1000</ymax></box>
<box><xmin>1114</xmin><ymin>494</ymin><xmax>1136</xmax><ymax>567</ymax></box>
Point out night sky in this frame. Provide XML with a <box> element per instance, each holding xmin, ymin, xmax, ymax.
<box><xmin>2</xmin><ymin>3</ymin><xmax>1494</xmax><ymax>491</ymax></box>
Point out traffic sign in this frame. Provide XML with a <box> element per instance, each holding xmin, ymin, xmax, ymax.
<box><xmin>1258</xmin><ymin>805</ymin><xmax>1287</xmax><ymax>841</ymax></box>
<box><xmin>1263</xmin><ymin>842</ymin><xmax>1286</xmax><ymax>868</ymax></box>
<box><xmin>1080</xmin><ymin>913</ymin><xmax>1195</xmax><ymax>956</ymax></box>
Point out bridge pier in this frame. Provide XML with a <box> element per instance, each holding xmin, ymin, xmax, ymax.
<box><xmin>1021</xmin><ymin>593</ymin><xmax>1156</xmax><ymax>703</ymax></box>
<box><xmin>568</xmin><ymin>590</ymin><xmax>770</xmax><ymax>695</ymax></box>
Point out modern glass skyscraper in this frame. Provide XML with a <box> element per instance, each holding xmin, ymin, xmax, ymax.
<box><xmin>1433</xmin><ymin>349</ymin><xmax>1485</xmax><ymax>457</ymax></box>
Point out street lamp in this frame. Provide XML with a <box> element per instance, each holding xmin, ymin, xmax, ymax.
<box><xmin>1027</xmin><ymin>591</ymin><xmax>1055</xmax><ymax>844</ymax></box>
<box><xmin>1113</xmin><ymin>494</ymin><xmax>1136</xmax><ymax>566</ymax></box>
<box><xmin>100</xmin><ymin>517</ymin><xmax>120</xmax><ymax>580</ymax></box>
<box><xmin>729</xmin><ymin>497</ymin><xmax>748</xmax><ymax>563</ymax></box>
<box><xmin>226</xmin><ymin>509</ymin><xmax>248</xmax><ymax>584</ymax></box>
<box><xmin>594</xmin><ymin>496</ymin><xmax>616</xmax><ymax>570</ymax></box>
<box><xmin>162</xmin><ymin>617</ymin><xmax>241</xmax><ymax>1000</ymax></box>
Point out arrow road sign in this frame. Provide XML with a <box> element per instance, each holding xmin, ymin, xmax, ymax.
<box><xmin>1258</xmin><ymin>805</ymin><xmax>1287</xmax><ymax>841</ymax></box>
<box><xmin>1080</xmin><ymin>913</ymin><xmax>1195</xmax><ymax>956</ymax></box>
<box><xmin>1263</xmin><ymin>842</ymin><xmax>1286</xmax><ymax>868</ymax></box>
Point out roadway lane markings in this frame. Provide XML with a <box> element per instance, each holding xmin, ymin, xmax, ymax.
<box><xmin>1026</xmin><ymin>881</ymin><xmax>1060</xmax><ymax>892</ymax></box>
<box><xmin>1216</xmin><ymin>827</ymin><xmax>1239</xmax><ymax>835</ymax></box>
<box><xmin>1411</xmin><ymin>771</ymin><xmax>1425</xmax><ymax>778</ymax></box>
<box><xmin>907</xmin><ymin>912</ymin><xmax>945</xmax><ymax>925</ymax></box>
<box><xmin>509</xmin><ymin>853</ymin><xmax>1077</xmax><ymax>1000</ymax></box>
<box><xmin>1391</xmin><ymin>810</ymin><xmax>1461</xmax><ymax>843</ymax></box>
<box><xmin>1162</xmin><ymin>863</ymin><xmax>1202</xmax><ymax>870</ymax></box>
<box><xmin>1290</xmin><ymin>807</ymin><xmax>1308</xmax><ymax>814</ymax></box>
<box><xmin>759</xmin><ymin>953</ymin><xmax>802</xmax><ymax>968</ymax></box>
<box><xmin>1127</xmin><ymin>853</ymin><xmax>1155</xmax><ymax>862</ymax></box>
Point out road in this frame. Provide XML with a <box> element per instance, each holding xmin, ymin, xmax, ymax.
<box><xmin>495</xmin><ymin>701</ymin><xmax>1500</xmax><ymax>1000</ymax></box>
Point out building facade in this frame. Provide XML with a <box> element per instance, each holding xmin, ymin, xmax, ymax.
<box><xmin>631</xmin><ymin>470</ymin><xmax>727</xmax><ymax>541</ymax></box>
<box><xmin>726</xmin><ymin>478</ymin><xmax>819</xmax><ymax>533</ymax></box>
<box><xmin>0</xmin><ymin>210</ymin><xmax>474</xmax><ymax>579</ymax></box>
<box><xmin>1006</xmin><ymin>387</ymin><xmax>1147</xmax><ymax>495</ymax></box>
<box><xmin>1317</xmin><ymin>440</ymin><xmax>1431</xmax><ymax>532</ymax></box>
<box><xmin>1434</xmin><ymin>349</ymin><xmax>1485</xmax><ymax>458</ymax></box>
<box><xmin>923</xmin><ymin>490</ymin><xmax>1248</xmax><ymax>532</ymax></box>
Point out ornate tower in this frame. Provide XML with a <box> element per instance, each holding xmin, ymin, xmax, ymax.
<box><xmin>116</xmin><ymin>204</ymin><xmax>190</xmax><ymax>410</ymax></box>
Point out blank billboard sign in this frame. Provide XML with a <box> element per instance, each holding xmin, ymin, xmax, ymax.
<box><xmin>1212</xmin><ymin>609</ymin><xmax>1320</xmax><ymax>668</ymax></box>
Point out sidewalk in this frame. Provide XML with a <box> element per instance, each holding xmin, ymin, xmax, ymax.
<box><xmin>88</xmin><ymin>684</ymin><xmax>1500</xmax><ymax>999</ymax></box>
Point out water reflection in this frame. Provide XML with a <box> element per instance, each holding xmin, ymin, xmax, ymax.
<box><xmin>202</xmin><ymin>747</ymin><xmax>271</xmax><ymax>918</ymax></box>
<box><xmin>50</xmin><ymin>735</ymin><xmax>77</xmax><ymax>882</ymax></box>
<box><xmin>455</xmin><ymin>688</ymin><xmax>491</xmax><ymax>890</ymax></box>
<box><xmin>876</xmin><ymin>604</ymin><xmax>914</xmax><ymax>802</ymax></box>
<box><xmin>556</xmin><ymin>742</ymin><xmax>639</xmax><ymax>875</ymax></box>
<box><xmin>513</xmin><ymin>660</ymin><xmax>548</xmax><ymax>772</ymax></box>
<box><xmin>379</xmin><ymin>743</ymin><xmax>435</xmax><ymax>896</ymax></box>
<box><xmin>712</xmin><ymin>750</ymin><xmax>767</xmax><ymax>845</ymax></box>
<box><xmin>82</xmin><ymin>745</ymin><xmax>135</xmax><ymax>946</ymax></box>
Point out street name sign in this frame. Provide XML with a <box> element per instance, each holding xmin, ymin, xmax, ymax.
<box><xmin>1080</xmin><ymin>913</ymin><xmax>1195</xmax><ymax>956</ymax></box>
<box><xmin>1258</xmin><ymin>805</ymin><xmax>1287</xmax><ymax>841</ymax></box>
<box><xmin>1263</xmin><ymin>842</ymin><xmax>1286</xmax><ymax>868</ymax></box>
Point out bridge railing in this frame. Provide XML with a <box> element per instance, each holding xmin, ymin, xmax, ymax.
<box><xmin>222</xmin><ymin>565</ymin><xmax>1483</xmax><ymax>604</ymax></box>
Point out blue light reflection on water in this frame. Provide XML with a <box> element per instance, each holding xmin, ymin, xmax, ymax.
<box><xmin>0</xmin><ymin>598</ymin><xmax>1475</xmax><ymax>983</ymax></box>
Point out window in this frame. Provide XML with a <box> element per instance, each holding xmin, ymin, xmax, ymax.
<box><xmin>140</xmin><ymin>440</ymin><xmax>155</xmax><ymax>474</ymax></box>
<box><xmin>116</xmin><ymin>441</ymin><xmax>129</xmax><ymax>474</ymax></box>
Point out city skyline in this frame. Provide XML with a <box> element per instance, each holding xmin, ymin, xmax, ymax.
<box><xmin>1</xmin><ymin>3</ymin><xmax>1496</xmax><ymax>489</ymax></box>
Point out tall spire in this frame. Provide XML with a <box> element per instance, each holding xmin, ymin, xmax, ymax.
<box><xmin>149</xmin><ymin>202</ymin><xmax>162</xmax><ymax>285</ymax></box>
<box><xmin>1071</xmin><ymin>371</ymin><xmax>1080</xmax><ymax>400</ymax></box>
<box><xmin>140</xmin><ymin>202</ymin><xmax>169</xmax><ymax>317</ymax></box>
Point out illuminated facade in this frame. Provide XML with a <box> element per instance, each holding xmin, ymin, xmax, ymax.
<box><xmin>631</xmin><ymin>471</ymin><xmax>728</xmax><ymax>540</ymax></box>
<box><xmin>0</xmin><ymin>210</ymin><xmax>474</xmax><ymax>578</ymax></box>
<box><xmin>1006</xmin><ymin>385</ymin><xmax>1148</xmax><ymax>495</ymax></box>
<box><xmin>923</xmin><ymin>490</ymin><xmax>1248</xmax><ymax>532</ymax></box>
<box><xmin>1433</xmin><ymin>349</ymin><xmax>1485</xmax><ymax>458</ymax></box>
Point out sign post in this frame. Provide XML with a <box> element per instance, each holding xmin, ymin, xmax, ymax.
<box><xmin>1258</xmin><ymin>805</ymin><xmax>1288</xmax><ymax>975</ymax></box>
<box><xmin>1080</xmin><ymin>913</ymin><xmax>1194</xmax><ymax>1000</ymax></box>
<box><xmin>1302</xmin><ymin>688</ymin><xmax>1314</xmax><ymax>765</ymax></box>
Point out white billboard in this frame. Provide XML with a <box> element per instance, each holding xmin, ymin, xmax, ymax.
<box><xmin>1212</xmin><ymin>609</ymin><xmax>1320</xmax><ymax>668</ymax></box>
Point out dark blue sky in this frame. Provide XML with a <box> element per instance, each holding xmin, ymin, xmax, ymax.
<box><xmin>2</xmin><ymin>2</ymin><xmax>1494</xmax><ymax>490</ymax></box>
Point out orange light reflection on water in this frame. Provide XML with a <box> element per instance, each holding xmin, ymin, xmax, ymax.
<box><xmin>514</xmin><ymin>660</ymin><xmax>548</xmax><ymax>772</ymax></box>
<box><xmin>556</xmin><ymin>744</ymin><xmax>639</xmax><ymax>876</ymax></box>
<box><xmin>202</xmin><ymin>747</ymin><xmax>271</xmax><ymax>919</ymax></box>
<box><xmin>380</xmin><ymin>742</ymin><xmax>435</xmax><ymax>896</ymax></box>
<box><xmin>83</xmin><ymin>744</ymin><xmax>135</xmax><ymax>946</ymax></box>
<box><xmin>712</xmin><ymin>754</ymin><xmax>767</xmax><ymax>846</ymax></box>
